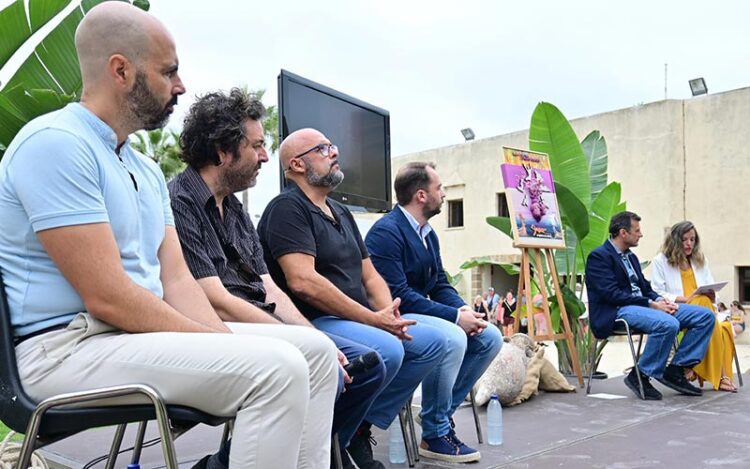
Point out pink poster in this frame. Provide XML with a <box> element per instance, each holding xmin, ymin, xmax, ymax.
<box><xmin>501</xmin><ymin>147</ymin><xmax>565</xmax><ymax>248</ymax></box>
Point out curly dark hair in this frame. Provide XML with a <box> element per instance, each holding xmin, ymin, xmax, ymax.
<box><xmin>180</xmin><ymin>88</ymin><xmax>266</xmax><ymax>169</ymax></box>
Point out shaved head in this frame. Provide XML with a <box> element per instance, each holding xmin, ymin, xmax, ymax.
<box><xmin>75</xmin><ymin>2</ymin><xmax>170</xmax><ymax>84</ymax></box>
<box><xmin>279</xmin><ymin>128</ymin><xmax>327</xmax><ymax>170</ymax></box>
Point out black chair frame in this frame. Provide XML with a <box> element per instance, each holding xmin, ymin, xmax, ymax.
<box><xmin>0</xmin><ymin>271</ymin><xmax>228</xmax><ymax>469</ymax></box>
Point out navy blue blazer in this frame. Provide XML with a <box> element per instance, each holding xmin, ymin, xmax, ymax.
<box><xmin>585</xmin><ymin>240</ymin><xmax>660</xmax><ymax>339</ymax></box>
<box><xmin>365</xmin><ymin>207</ymin><xmax>463</xmax><ymax>323</ymax></box>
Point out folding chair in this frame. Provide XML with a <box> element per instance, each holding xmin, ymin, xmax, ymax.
<box><xmin>0</xmin><ymin>271</ymin><xmax>228</xmax><ymax>469</ymax></box>
<box><xmin>586</xmin><ymin>317</ymin><xmax>646</xmax><ymax>399</ymax></box>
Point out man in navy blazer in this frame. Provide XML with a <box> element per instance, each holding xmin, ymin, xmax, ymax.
<box><xmin>585</xmin><ymin>211</ymin><xmax>714</xmax><ymax>400</ymax></box>
<box><xmin>366</xmin><ymin>162</ymin><xmax>502</xmax><ymax>463</ymax></box>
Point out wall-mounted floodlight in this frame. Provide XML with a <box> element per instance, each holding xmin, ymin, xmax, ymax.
<box><xmin>461</xmin><ymin>128</ymin><xmax>475</xmax><ymax>141</ymax></box>
<box><xmin>688</xmin><ymin>78</ymin><xmax>708</xmax><ymax>96</ymax></box>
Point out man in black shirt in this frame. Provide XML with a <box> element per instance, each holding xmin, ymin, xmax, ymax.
<box><xmin>258</xmin><ymin>128</ymin><xmax>448</xmax><ymax>466</ymax></box>
<box><xmin>169</xmin><ymin>89</ymin><xmax>386</xmax><ymax>469</ymax></box>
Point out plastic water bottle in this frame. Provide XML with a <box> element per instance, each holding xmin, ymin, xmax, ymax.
<box><xmin>388</xmin><ymin>420</ymin><xmax>407</xmax><ymax>463</ymax></box>
<box><xmin>487</xmin><ymin>394</ymin><xmax>503</xmax><ymax>445</ymax></box>
<box><xmin>126</xmin><ymin>464</ymin><xmax>140</xmax><ymax>469</ymax></box>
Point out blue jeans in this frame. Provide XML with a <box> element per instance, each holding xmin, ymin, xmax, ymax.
<box><xmin>313</xmin><ymin>315</ymin><xmax>446</xmax><ymax>432</ymax></box>
<box><xmin>413</xmin><ymin>315</ymin><xmax>502</xmax><ymax>439</ymax></box>
<box><xmin>616</xmin><ymin>303</ymin><xmax>714</xmax><ymax>379</ymax></box>
<box><xmin>323</xmin><ymin>332</ymin><xmax>387</xmax><ymax>447</ymax></box>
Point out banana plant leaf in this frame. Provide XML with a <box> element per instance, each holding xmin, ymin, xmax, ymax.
<box><xmin>549</xmin><ymin>283</ymin><xmax>586</xmax><ymax>332</ymax></box>
<box><xmin>581</xmin><ymin>130</ymin><xmax>608</xmax><ymax>201</ymax></box>
<box><xmin>485</xmin><ymin>216</ymin><xmax>513</xmax><ymax>240</ymax></box>
<box><xmin>529</xmin><ymin>102</ymin><xmax>591</xmax><ymax>209</ymax></box>
<box><xmin>459</xmin><ymin>257</ymin><xmax>520</xmax><ymax>276</ymax></box>
<box><xmin>554</xmin><ymin>181</ymin><xmax>589</xmax><ymax>241</ymax></box>
<box><xmin>0</xmin><ymin>85</ymin><xmax>75</xmax><ymax>151</ymax></box>
<box><xmin>0</xmin><ymin>0</ymin><xmax>71</xmax><ymax>68</ymax></box>
<box><xmin>579</xmin><ymin>182</ymin><xmax>622</xmax><ymax>257</ymax></box>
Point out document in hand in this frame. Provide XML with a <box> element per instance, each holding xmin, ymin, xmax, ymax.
<box><xmin>692</xmin><ymin>281</ymin><xmax>728</xmax><ymax>296</ymax></box>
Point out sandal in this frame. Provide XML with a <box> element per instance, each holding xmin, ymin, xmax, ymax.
<box><xmin>719</xmin><ymin>376</ymin><xmax>738</xmax><ymax>393</ymax></box>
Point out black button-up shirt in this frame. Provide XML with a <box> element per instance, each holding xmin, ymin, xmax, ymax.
<box><xmin>258</xmin><ymin>181</ymin><xmax>370</xmax><ymax>321</ymax></box>
<box><xmin>168</xmin><ymin>166</ymin><xmax>271</xmax><ymax>310</ymax></box>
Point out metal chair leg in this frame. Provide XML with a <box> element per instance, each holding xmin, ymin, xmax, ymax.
<box><xmin>131</xmin><ymin>421</ymin><xmax>148</xmax><ymax>465</ymax></box>
<box><xmin>220</xmin><ymin>420</ymin><xmax>233</xmax><ymax>447</ymax></box>
<box><xmin>103</xmin><ymin>424</ymin><xmax>127</xmax><ymax>469</ymax></box>
<box><xmin>332</xmin><ymin>433</ymin><xmax>344</xmax><ymax>469</ymax></box>
<box><xmin>624</xmin><ymin>325</ymin><xmax>645</xmax><ymax>400</ymax></box>
<box><xmin>734</xmin><ymin>347</ymin><xmax>744</xmax><ymax>387</ymax></box>
<box><xmin>469</xmin><ymin>388</ymin><xmax>483</xmax><ymax>444</ymax></box>
<box><xmin>17</xmin><ymin>385</ymin><xmax>179</xmax><ymax>469</ymax></box>
<box><xmin>398</xmin><ymin>406</ymin><xmax>416</xmax><ymax>467</ymax></box>
<box><xmin>404</xmin><ymin>400</ymin><xmax>419</xmax><ymax>462</ymax></box>
<box><xmin>586</xmin><ymin>338</ymin><xmax>598</xmax><ymax>394</ymax></box>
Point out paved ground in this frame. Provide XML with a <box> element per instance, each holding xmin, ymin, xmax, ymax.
<box><xmin>39</xmin><ymin>341</ymin><xmax>750</xmax><ymax>468</ymax></box>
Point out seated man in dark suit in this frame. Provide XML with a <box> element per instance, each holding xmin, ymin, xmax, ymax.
<box><xmin>585</xmin><ymin>211</ymin><xmax>714</xmax><ymax>400</ymax></box>
<box><xmin>365</xmin><ymin>162</ymin><xmax>502</xmax><ymax>462</ymax></box>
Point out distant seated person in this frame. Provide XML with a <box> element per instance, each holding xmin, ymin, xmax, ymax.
<box><xmin>472</xmin><ymin>295</ymin><xmax>490</xmax><ymax>321</ymax></box>
<box><xmin>731</xmin><ymin>301</ymin><xmax>746</xmax><ymax>335</ymax></box>
<box><xmin>651</xmin><ymin>221</ymin><xmax>738</xmax><ymax>392</ymax></box>
<box><xmin>365</xmin><ymin>161</ymin><xmax>502</xmax><ymax>463</ymax></box>
<box><xmin>585</xmin><ymin>211</ymin><xmax>715</xmax><ymax>400</ymax></box>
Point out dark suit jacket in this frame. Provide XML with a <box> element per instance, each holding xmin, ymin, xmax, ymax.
<box><xmin>585</xmin><ymin>240</ymin><xmax>660</xmax><ymax>338</ymax></box>
<box><xmin>365</xmin><ymin>207</ymin><xmax>463</xmax><ymax>322</ymax></box>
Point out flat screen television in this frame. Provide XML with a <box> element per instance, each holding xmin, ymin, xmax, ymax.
<box><xmin>278</xmin><ymin>69</ymin><xmax>392</xmax><ymax>212</ymax></box>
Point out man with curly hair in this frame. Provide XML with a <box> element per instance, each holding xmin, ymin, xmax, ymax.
<box><xmin>169</xmin><ymin>88</ymin><xmax>387</xmax><ymax>469</ymax></box>
<box><xmin>0</xmin><ymin>3</ymin><xmax>338</xmax><ymax>468</ymax></box>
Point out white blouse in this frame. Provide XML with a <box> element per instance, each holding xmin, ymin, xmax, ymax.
<box><xmin>650</xmin><ymin>252</ymin><xmax>715</xmax><ymax>303</ymax></box>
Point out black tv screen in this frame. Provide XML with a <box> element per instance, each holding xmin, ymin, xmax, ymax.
<box><xmin>278</xmin><ymin>70</ymin><xmax>391</xmax><ymax>212</ymax></box>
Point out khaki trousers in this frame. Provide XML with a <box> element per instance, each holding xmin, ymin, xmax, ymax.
<box><xmin>15</xmin><ymin>313</ymin><xmax>339</xmax><ymax>469</ymax></box>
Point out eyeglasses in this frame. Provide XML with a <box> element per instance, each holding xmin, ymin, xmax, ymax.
<box><xmin>291</xmin><ymin>143</ymin><xmax>338</xmax><ymax>160</ymax></box>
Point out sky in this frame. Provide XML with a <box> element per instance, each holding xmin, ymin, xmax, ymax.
<box><xmin>142</xmin><ymin>0</ymin><xmax>750</xmax><ymax>216</ymax></box>
<box><xmin>4</xmin><ymin>0</ymin><xmax>749</xmax><ymax>217</ymax></box>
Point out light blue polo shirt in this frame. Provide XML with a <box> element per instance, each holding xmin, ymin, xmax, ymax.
<box><xmin>0</xmin><ymin>103</ymin><xmax>174</xmax><ymax>336</ymax></box>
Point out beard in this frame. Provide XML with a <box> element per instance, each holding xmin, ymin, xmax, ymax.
<box><xmin>220</xmin><ymin>158</ymin><xmax>261</xmax><ymax>194</ymax></box>
<box><xmin>125</xmin><ymin>71</ymin><xmax>176</xmax><ymax>131</ymax></box>
<box><xmin>422</xmin><ymin>196</ymin><xmax>443</xmax><ymax>220</ymax></box>
<box><xmin>304</xmin><ymin>160</ymin><xmax>344</xmax><ymax>189</ymax></box>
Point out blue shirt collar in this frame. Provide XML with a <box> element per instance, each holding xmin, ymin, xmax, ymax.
<box><xmin>68</xmin><ymin>103</ymin><xmax>128</xmax><ymax>151</ymax></box>
<box><xmin>398</xmin><ymin>205</ymin><xmax>432</xmax><ymax>243</ymax></box>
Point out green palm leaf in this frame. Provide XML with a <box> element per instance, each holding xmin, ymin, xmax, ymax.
<box><xmin>581</xmin><ymin>130</ymin><xmax>608</xmax><ymax>201</ymax></box>
<box><xmin>0</xmin><ymin>0</ymin><xmax>71</xmax><ymax>68</ymax></box>
<box><xmin>529</xmin><ymin>102</ymin><xmax>591</xmax><ymax>209</ymax></box>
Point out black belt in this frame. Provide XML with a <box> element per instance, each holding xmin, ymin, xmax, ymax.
<box><xmin>13</xmin><ymin>324</ymin><xmax>68</xmax><ymax>346</ymax></box>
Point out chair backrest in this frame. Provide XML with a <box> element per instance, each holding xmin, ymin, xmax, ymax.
<box><xmin>0</xmin><ymin>269</ymin><xmax>37</xmax><ymax>432</ymax></box>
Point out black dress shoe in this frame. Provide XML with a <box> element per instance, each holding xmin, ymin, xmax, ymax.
<box><xmin>624</xmin><ymin>368</ymin><xmax>662</xmax><ymax>400</ymax></box>
<box><xmin>348</xmin><ymin>426</ymin><xmax>386</xmax><ymax>469</ymax></box>
<box><xmin>656</xmin><ymin>364</ymin><xmax>703</xmax><ymax>396</ymax></box>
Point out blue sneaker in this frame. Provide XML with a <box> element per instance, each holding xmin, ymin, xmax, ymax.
<box><xmin>419</xmin><ymin>430</ymin><xmax>481</xmax><ymax>463</ymax></box>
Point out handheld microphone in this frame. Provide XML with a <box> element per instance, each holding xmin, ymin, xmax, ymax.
<box><xmin>343</xmin><ymin>351</ymin><xmax>380</xmax><ymax>376</ymax></box>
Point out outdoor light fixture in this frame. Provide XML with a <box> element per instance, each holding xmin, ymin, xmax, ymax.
<box><xmin>461</xmin><ymin>128</ymin><xmax>475</xmax><ymax>141</ymax></box>
<box><xmin>688</xmin><ymin>78</ymin><xmax>708</xmax><ymax>96</ymax></box>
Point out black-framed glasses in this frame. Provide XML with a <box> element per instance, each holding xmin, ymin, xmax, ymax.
<box><xmin>292</xmin><ymin>143</ymin><xmax>338</xmax><ymax>160</ymax></box>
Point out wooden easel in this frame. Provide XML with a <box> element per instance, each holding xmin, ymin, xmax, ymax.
<box><xmin>514</xmin><ymin>247</ymin><xmax>584</xmax><ymax>386</ymax></box>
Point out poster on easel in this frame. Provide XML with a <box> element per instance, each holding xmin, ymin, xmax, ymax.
<box><xmin>501</xmin><ymin>147</ymin><xmax>566</xmax><ymax>249</ymax></box>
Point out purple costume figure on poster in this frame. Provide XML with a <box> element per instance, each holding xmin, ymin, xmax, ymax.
<box><xmin>516</xmin><ymin>165</ymin><xmax>550</xmax><ymax>222</ymax></box>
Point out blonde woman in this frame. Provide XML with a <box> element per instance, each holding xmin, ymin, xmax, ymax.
<box><xmin>651</xmin><ymin>221</ymin><xmax>737</xmax><ymax>392</ymax></box>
